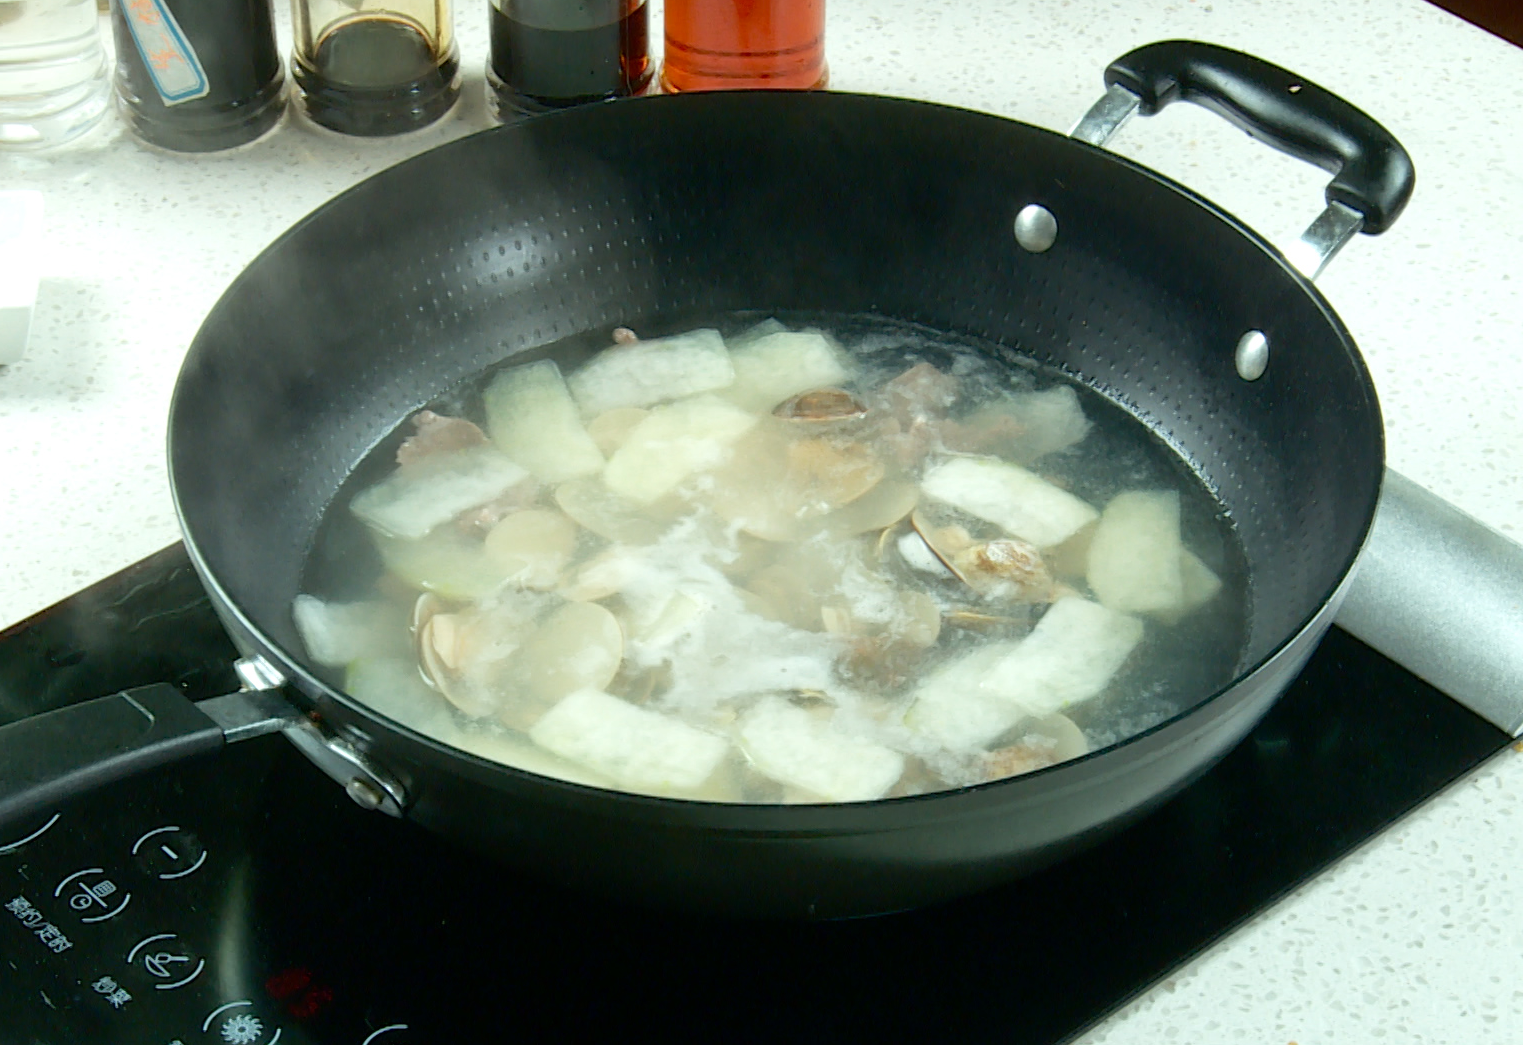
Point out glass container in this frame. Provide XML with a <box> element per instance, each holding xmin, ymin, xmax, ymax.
<box><xmin>0</xmin><ymin>0</ymin><xmax>111</xmax><ymax>148</ymax></box>
<box><xmin>486</xmin><ymin>0</ymin><xmax>651</xmax><ymax>119</ymax></box>
<box><xmin>111</xmin><ymin>0</ymin><xmax>285</xmax><ymax>152</ymax></box>
<box><xmin>659</xmin><ymin>0</ymin><xmax>826</xmax><ymax>94</ymax></box>
<box><xmin>291</xmin><ymin>0</ymin><xmax>459</xmax><ymax>135</ymax></box>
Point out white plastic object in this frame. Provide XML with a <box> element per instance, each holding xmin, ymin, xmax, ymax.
<box><xmin>0</xmin><ymin>191</ymin><xmax>44</xmax><ymax>366</ymax></box>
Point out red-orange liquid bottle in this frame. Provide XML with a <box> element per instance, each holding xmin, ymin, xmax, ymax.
<box><xmin>660</xmin><ymin>0</ymin><xmax>827</xmax><ymax>93</ymax></box>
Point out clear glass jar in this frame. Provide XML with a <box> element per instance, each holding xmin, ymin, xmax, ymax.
<box><xmin>291</xmin><ymin>0</ymin><xmax>460</xmax><ymax>136</ymax></box>
<box><xmin>0</xmin><ymin>0</ymin><xmax>111</xmax><ymax>149</ymax></box>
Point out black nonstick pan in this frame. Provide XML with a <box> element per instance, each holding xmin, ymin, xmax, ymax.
<box><xmin>0</xmin><ymin>41</ymin><xmax>1412</xmax><ymax>917</ymax></box>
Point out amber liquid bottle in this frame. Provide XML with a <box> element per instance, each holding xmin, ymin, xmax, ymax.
<box><xmin>291</xmin><ymin>0</ymin><xmax>461</xmax><ymax>136</ymax></box>
<box><xmin>660</xmin><ymin>0</ymin><xmax>827</xmax><ymax>93</ymax></box>
<box><xmin>488</xmin><ymin>0</ymin><xmax>653</xmax><ymax>118</ymax></box>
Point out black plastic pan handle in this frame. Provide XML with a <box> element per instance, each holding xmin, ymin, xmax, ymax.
<box><xmin>0</xmin><ymin>685</ymin><xmax>297</xmax><ymax>829</ymax></box>
<box><xmin>1103</xmin><ymin>40</ymin><xmax>1414</xmax><ymax>234</ymax></box>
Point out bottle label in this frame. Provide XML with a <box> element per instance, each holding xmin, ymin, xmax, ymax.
<box><xmin>118</xmin><ymin>0</ymin><xmax>210</xmax><ymax>106</ymax></box>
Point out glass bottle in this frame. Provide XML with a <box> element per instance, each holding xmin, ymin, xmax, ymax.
<box><xmin>110</xmin><ymin>0</ymin><xmax>285</xmax><ymax>152</ymax></box>
<box><xmin>0</xmin><ymin>0</ymin><xmax>111</xmax><ymax>149</ymax></box>
<box><xmin>486</xmin><ymin>0</ymin><xmax>652</xmax><ymax>119</ymax></box>
<box><xmin>292</xmin><ymin>0</ymin><xmax>460</xmax><ymax>136</ymax></box>
<box><xmin>659</xmin><ymin>0</ymin><xmax>826</xmax><ymax>94</ymax></box>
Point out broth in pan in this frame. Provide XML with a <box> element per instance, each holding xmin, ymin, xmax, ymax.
<box><xmin>295</xmin><ymin>314</ymin><xmax>1248</xmax><ymax>803</ymax></box>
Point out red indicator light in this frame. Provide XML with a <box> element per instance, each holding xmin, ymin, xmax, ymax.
<box><xmin>288</xmin><ymin>984</ymin><xmax>335</xmax><ymax>1021</ymax></box>
<box><xmin>265</xmin><ymin>967</ymin><xmax>312</xmax><ymax>1000</ymax></box>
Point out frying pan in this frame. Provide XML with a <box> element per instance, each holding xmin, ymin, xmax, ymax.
<box><xmin>0</xmin><ymin>41</ymin><xmax>1413</xmax><ymax>918</ymax></box>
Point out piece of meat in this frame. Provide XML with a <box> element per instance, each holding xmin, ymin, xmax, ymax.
<box><xmin>453</xmin><ymin>479</ymin><xmax>543</xmax><ymax>536</ymax></box>
<box><xmin>395</xmin><ymin>410</ymin><xmax>489</xmax><ymax>467</ymax></box>
<box><xmin>878</xmin><ymin>361</ymin><xmax>959</xmax><ymax>427</ymax></box>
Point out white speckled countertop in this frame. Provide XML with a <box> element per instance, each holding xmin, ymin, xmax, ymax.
<box><xmin>3</xmin><ymin>1</ymin><xmax>1521</xmax><ymax>1040</ymax></box>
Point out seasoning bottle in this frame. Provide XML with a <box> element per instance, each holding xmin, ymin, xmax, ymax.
<box><xmin>660</xmin><ymin>0</ymin><xmax>827</xmax><ymax>94</ymax></box>
<box><xmin>486</xmin><ymin>0</ymin><xmax>653</xmax><ymax>119</ymax></box>
<box><xmin>0</xmin><ymin>0</ymin><xmax>110</xmax><ymax>149</ymax></box>
<box><xmin>110</xmin><ymin>0</ymin><xmax>285</xmax><ymax>152</ymax></box>
<box><xmin>291</xmin><ymin>0</ymin><xmax>460</xmax><ymax>136</ymax></box>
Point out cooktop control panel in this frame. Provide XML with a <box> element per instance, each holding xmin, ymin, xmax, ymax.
<box><xmin>0</xmin><ymin>739</ymin><xmax>416</xmax><ymax>1045</ymax></box>
<box><xmin>0</xmin><ymin>545</ymin><xmax>1512</xmax><ymax>1045</ymax></box>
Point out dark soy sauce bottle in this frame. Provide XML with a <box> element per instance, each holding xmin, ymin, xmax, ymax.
<box><xmin>487</xmin><ymin>0</ymin><xmax>653</xmax><ymax>119</ymax></box>
<box><xmin>292</xmin><ymin>0</ymin><xmax>461</xmax><ymax>136</ymax></box>
<box><xmin>111</xmin><ymin>0</ymin><xmax>286</xmax><ymax>152</ymax></box>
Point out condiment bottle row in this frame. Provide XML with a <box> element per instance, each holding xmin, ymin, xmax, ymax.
<box><xmin>0</xmin><ymin>0</ymin><xmax>828</xmax><ymax>153</ymax></box>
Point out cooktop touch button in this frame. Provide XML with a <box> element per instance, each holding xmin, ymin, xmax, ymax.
<box><xmin>202</xmin><ymin>999</ymin><xmax>281</xmax><ymax>1044</ymax></box>
<box><xmin>54</xmin><ymin>867</ymin><xmax>131</xmax><ymax>922</ymax></box>
<box><xmin>127</xmin><ymin>932</ymin><xmax>206</xmax><ymax>990</ymax></box>
<box><xmin>132</xmin><ymin>825</ymin><xmax>208</xmax><ymax>880</ymax></box>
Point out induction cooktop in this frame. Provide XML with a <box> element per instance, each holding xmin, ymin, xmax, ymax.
<box><xmin>0</xmin><ymin>544</ymin><xmax>1511</xmax><ymax>1044</ymax></box>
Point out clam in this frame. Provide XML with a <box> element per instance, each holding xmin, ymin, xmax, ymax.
<box><xmin>705</xmin><ymin>421</ymin><xmax>887</xmax><ymax>541</ymax></box>
<box><xmin>821</xmin><ymin>588</ymin><xmax>940</xmax><ymax>647</ymax></box>
<box><xmin>413</xmin><ymin>596</ymin><xmax>524</xmax><ymax>718</ymax></box>
<box><xmin>416</xmin><ymin>613</ymin><xmax>456</xmax><ymax>689</ymax></box>
<box><xmin>825</xmin><ymin>583</ymin><xmax>942</xmax><ymax>690</ymax></box>
<box><xmin>772</xmin><ymin>388</ymin><xmax>868</xmax><ymax>423</ymax></box>
<box><xmin>948</xmin><ymin>538</ymin><xmax>1055</xmax><ymax>602</ymax></box>
<box><xmin>410</xmin><ymin>591</ymin><xmax>621</xmax><ymax>730</ymax></box>
<box><xmin>785</xmin><ymin>437</ymin><xmax>884</xmax><ymax>509</ymax></box>
<box><xmin>482</xmin><ymin>508</ymin><xmax>579</xmax><ymax>590</ymax></box>
<box><xmin>412</xmin><ymin>592</ymin><xmax>469</xmax><ymax>699</ymax></box>
<box><xmin>942</xmin><ymin>607</ymin><xmax>1035</xmax><ymax>633</ymax></box>
<box><xmin>909</xmin><ymin>507</ymin><xmax>974</xmax><ymax>559</ymax></box>
<box><xmin>410</xmin><ymin>591</ymin><xmax>447</xmax><ymax>638</ymax></box>
<box><xmin>824</xmin><ymin>480</ymin><xmax>917</xmax><ymax>538</ymax></box>
<box><xmin>909</xmin><ymin>507</ymin><xmax>1054</xmax><ymax>602</ymax></box>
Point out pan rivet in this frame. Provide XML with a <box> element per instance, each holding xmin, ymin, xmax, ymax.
<box><xmin>345</xmin><ymin>778</ymin><xmax>385</xmax><ymax>811</ymax></box>
<box><xmin>1014</xmin><ymin>204</ymin><xmax>1058</xmax><ymax>253</ymax></box>
<box><xmin>1235</xmin><ymin>330</ymin><xmax>1270</xmax><ymax>381</ymax></box>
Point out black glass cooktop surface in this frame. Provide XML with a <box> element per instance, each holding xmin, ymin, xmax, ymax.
<box><xmin>0</xmin><ymin>545</ymin><xmax>1510</xmax><ymax>1045</ymax></box>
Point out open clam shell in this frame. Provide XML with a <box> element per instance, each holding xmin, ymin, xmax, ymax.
<box><xmin>772</xmin><ymin>388</ymin><xmax>869</xmax><ymax>423</ymax></box>
<box><xmin>909</xmin><ymin>506</ymin><xmax>1054</xmax><ymax>602</ymax></box>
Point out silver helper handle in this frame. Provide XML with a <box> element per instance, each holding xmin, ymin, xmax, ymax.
<box><xmin>210</xmin><ymin>657</ymin><xmax>409</xmax><ymax>817</ymax></box>
<box><xmin>1070</xmin><ymin>83</ymin><xmax>1363</xmax><ymax>281</ymax></box>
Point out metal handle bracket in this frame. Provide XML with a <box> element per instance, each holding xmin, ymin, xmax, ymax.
<box><xmin>1069</xmin><ymin>41</ymin><xmax>1414</xmax><ymax>280</ymax></box>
